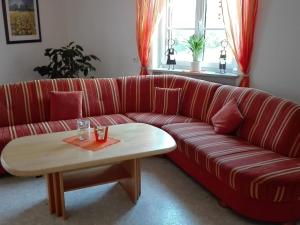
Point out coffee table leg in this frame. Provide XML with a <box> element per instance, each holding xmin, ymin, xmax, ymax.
<box><xmin>46</xmin><ymin>174</ymin><xmax>55</xmax><ymax>214</ymax></box>
<box><xmin>46</xmin><ymin>173</ymin><xmax>66</xmax><ymax>219</ymax></box>
<box><xmin>119</xmin><ymin>159</ymin><xmax>141</xmax><ymax>203</ymax></box>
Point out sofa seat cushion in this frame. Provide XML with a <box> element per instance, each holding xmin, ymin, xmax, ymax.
<box><xmin>0</xmin><ymin>114</ymin><xmax>133</xmax><ymax>155</ymax></box>
<box><xmin>125</xmin><ymin>112</ymin><xmax>198</xmax><ymax>127</ymax></box>
<box><xmin>162</xmin><ymin>123</ymin><xmax>300</xmax><ymax>202</ymax></box>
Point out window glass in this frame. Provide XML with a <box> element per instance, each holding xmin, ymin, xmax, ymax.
<box><xmin>204</xmin><ymin>0</ymin><xmax>235</xmax><ymax>68</ymax></box>
<box><xmin>205</xmin><ymin>0</ymin><xmax>224</xmax><ymax>29</ymax></box>
<box><xmin>172</xmin><ymin>30</ymin><xmax>194</xmax><ymax>62</ymax></box>
<box><xmin>170</xmin><ymin>0</ymin><xmax>196</xmax><ymax>28</ymax></box>
<box><xmin>204</xmin><ymin>30</ymin><xmax>227</xmax><ymax>63</ymax></box>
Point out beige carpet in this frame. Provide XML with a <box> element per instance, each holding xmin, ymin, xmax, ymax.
<box><xmin>0</xmin><ymin>157</ymin><xmax>288</xmax><ymax>225</ymax></box>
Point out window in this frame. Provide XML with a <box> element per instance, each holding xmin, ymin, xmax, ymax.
<box><xmin>152</xmin><ymin>0</ymin><xmax>237</xmax><ymax>73</ymax></box>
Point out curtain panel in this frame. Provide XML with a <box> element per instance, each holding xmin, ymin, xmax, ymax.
<box><xmin>222</xmin><ymin>0</ymin><xmax>258</xmax><ymax>87</ymax></box>
<box><xmin>136</xmin><ymin>0</ymin><xmax>165</xmax><ymax>75</ymax></box>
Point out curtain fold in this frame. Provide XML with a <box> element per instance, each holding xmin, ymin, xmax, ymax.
<box><xmin>136</xmin><ymin>0</ymin><xmax>165</xmax><ymax>75</ymax></box>
<box><xmin>222</xmin><ymin>0</ymin><xmax>258</xmax><ymax>87</ymax></box>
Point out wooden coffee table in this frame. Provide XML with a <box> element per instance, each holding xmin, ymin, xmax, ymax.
<box><xmin>1</xmin><ymin>123</ymin><xmax>176</xmax><ymax>219</ymax></box>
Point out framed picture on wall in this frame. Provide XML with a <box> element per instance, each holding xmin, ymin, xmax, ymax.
<box><xmin>2</xmin><ymin>0</ymin><xmax>42</xmax><ymax>44</ymax></box>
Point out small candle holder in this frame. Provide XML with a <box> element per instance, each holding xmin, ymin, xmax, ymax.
<box><xmin>94</xmin><ymin>126</ymin><xmax>108</xmax><ymax>143</ymax></box>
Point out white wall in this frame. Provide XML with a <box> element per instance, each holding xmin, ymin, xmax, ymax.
<box><xmin>65</xmin><ymin>0</ymin><xmax>140</xmax><ymax>77</ymax></box>
<box><xmin>0</xmin><ymin>0</ymin><xmax>68</xmax><ymax>84</ymax></box>
<box><xmin>251</xmin><ymin>0</ymin><xmax>300</xmax><ymax>104</ymax></box>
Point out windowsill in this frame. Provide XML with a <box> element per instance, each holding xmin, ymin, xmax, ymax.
<box><xmin>149</xmin><ymin>68</ymin><xmax>241</xmax><ymax>79</ymax></box>
<box><xmin>149</xmin><ymin>68</ymin><xmax>241</xmax><ymax>86</ymax></box>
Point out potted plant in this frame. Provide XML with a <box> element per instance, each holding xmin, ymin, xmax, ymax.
<box><xmin>34</xmin><ymin>42</ymin><xmax>100</xmax><ymax>79</ymax></box>
<box><xmin>186</xmin><ymin>34</ymin><xmax>205</xmax><ymax>72</ymax></box>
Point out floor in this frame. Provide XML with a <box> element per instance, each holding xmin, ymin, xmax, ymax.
<box><xmin>0</xmin><ymin>157</ymin><xmax>292</xmax><ymax>225</ymax></box>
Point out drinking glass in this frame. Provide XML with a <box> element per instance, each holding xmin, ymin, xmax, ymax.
<box><xmin>77</xmin><ymin>119</ymin><xmax>90</xmax><ymax>141</ymax></box>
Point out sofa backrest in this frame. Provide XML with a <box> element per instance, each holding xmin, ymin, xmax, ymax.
<box><xmin>0</xmin><ymin>78</ymin><xmax>121</xmax><ymax>127</ymax></box>
<box><xmin>207</xmin><ymin>85</ymin><xmax>300</xmax><ymax>157</ymax></box>
<box><xmin>117</xmin><ymin>75</ymin><xmax>220</xmax><ymax>121</ymax></box>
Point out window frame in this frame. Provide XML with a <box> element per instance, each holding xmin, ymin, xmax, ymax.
<box><xmin>153</xmin><ymin>0</ymin><xmax>237</xmax><ymax>74</ymax></box>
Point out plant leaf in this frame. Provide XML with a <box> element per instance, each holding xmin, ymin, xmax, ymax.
<box><xmin>75</xmin><ymin>45</ymin><xmax>84</xmax><ymax>51</ymax></box>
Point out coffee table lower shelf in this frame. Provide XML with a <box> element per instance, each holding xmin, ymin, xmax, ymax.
<box><xmin>45</xmin><ymin>158</ymin><xmax>141</xmax><ymax>219</ymax></box>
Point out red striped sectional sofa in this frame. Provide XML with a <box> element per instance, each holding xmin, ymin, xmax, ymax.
<box><xmin>0</xmin><ymin>75</ymin><xmax>300</xmax><ymax>224</ymax></box>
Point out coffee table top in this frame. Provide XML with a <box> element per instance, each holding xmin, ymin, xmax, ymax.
<box><xmin>1</xmin><ymin>123</ymin><xmax>176</xmax><ymax>177</ymax></box>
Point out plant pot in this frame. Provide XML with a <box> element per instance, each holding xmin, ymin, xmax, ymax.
<box><xmin>191</xmin><ymin>61</ymin><xmax>200</xmax><ymax>72</ymax></box>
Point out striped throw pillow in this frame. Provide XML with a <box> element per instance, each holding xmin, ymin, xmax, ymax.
<box><xmin>152</xmin><ymin>87</ymin><xmax>182</xmax><ymax>115</ymax></box>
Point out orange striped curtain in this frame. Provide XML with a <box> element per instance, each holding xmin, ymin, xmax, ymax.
<box><xmin>136</xmin><ymin>0</ymin><xmax>165</xmax><ymax>75</ymax></box>
<box><xmin>222</xmin><ymin>0</ymin><xmax>258</xmax><ymax>87</ymax></box>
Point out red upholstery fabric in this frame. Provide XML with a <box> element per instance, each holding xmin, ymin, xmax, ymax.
<box><xmin>0</xmin><ymin>114</ymin><xmax>133</xmax><ymax>175</ymax></box>
<box><xmin>117</xmin><ymin>75</ymin><xmax>220</xmax><ymax>120</ymax></box>
<box><xmin>207</xmin><ymin>85</ymin><xmax>300</xmax><ymax>157</ymax></box>
<box><xmin>50</xmin><ymin>91</ymin><xmax>83</xmax><ymax>121</ymax></box>
<box><xmin>179</xmin><ymin>77</ymin><xmax>220</xmax><ymax>120</ymax></box>
<box><xmin>206</xmin><ymin>85</ymin><xmax>252</xmax><ymax>123</ymax></box>
<box><xmin>168</xmin><ymin>150</ymin><xmax>300</xmax><ymax>223</ymax></box>
<box><xmin>211</xmin><ymin>99</ymin><xmax>243</xmax><ymax>134</ymax></box>
<box><xmin>152</xmin><ymin>87</ymin><xmax>181</xmax><ymax>115</ymax></box>
<box><xmin>162</xmin><ymin>122</ymin><xmax>300</xmax><ymax>202</ymax></box>
<box><xmin>78</xmin><ymin>78</ymin><xmax>121</xmax><ymax>117</ymax></box>
<box><xmin>126</xmin><ymin>112</ymin><xmax>198</xmax><ymax>127</ymax></box>
<box><xmin>0</xmin><ymin>78</ymin><xmax>121</xmax><ymax>127</ymax></box>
